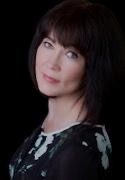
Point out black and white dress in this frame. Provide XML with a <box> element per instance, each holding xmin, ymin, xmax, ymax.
<box><xmin>9</xmin><ymin>122</ymin><xmax>112</xmax><ymax>180</ymax></box>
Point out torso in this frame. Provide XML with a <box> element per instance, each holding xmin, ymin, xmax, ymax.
<box><xmin>9</xmin><ymin>122</ymin><xmax>112</xmax><ymax>180</ymax></box>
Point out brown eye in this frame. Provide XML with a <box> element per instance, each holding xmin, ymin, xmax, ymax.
<box><xmin>43</xmin><ymin>41</ymin><xmax>53</xmax><ymax>48</ymax></box>
<box><xmin>66</xmin><ymin>51</ymin><xmax>78</xmax><ymax>59</ymax></box>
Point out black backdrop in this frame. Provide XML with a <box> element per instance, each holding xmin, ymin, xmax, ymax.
<box><xmin>1</xmin><ymin>0</ymin><xmax>125</xmax><ymax>179</ymax></box>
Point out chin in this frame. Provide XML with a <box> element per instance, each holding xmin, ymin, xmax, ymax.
<box><xmin>38</xmin><ymin>87</ymin><xmax>58</xmax><ymax>97</ymax></box>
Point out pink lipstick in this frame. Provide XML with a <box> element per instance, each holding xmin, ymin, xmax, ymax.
<box><xmin>43</xmin><ymin>73</ymin><xmax>60</xmax><ymax>83</ymax></box>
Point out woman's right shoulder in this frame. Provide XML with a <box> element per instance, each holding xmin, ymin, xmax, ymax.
<box><xmin>9</xmin><ymin>125</ymin><xmax>41</xmax><ymax>175</ymax></box>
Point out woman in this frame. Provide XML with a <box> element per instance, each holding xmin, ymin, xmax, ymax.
<box><xmin>9</xmin><ymin>0</ymin><xmax>124</xmax><ymax>179</ymax></box>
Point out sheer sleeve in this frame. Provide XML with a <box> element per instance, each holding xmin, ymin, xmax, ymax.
<box><xmin>45</xmin><ymin>145</ymin><xmax>111</xmax><ymax>180</ymax></box>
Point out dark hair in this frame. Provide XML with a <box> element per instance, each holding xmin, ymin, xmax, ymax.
<box><xmin>28</xmin><ymin>0</ymin><xmax>125</xmax><ymax>124</ymax></box>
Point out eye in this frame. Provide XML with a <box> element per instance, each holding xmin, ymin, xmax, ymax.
<box><xmin>43</xmin><ymin>41</ymin><xmax>53</xmax><ymax>48</ymax></box>
<box><xmin>66</xmin><ymin>51</ymin><xmax>78</xmax><ymax>59</ymax></box>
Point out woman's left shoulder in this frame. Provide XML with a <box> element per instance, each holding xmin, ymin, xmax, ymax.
<box><xmin>74</xmin><ymin>123</ymin><xmax>112</xmax><ymax>170</ymax></box>
<box><xmin>45</xmin><ymin>124</ymin><xmax>112</xmax><ymax>180</ymax></box>
<box><xmin>77</xmin><ymin>124</ymin><xmax>112</xmax><ymax>152</ymax></box>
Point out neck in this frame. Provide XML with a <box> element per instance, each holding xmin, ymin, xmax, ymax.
<box><xmin>42</xmin><ymin>93</ymin><xmax>87</xmax><ymax>133</ymax></box>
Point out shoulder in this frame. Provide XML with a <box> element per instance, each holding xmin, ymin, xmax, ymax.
<box><xmin>9</xmin><ymin>125</ymin><xmax>41</xmax><ymax>176</ymax></box>
<box><xmin>72</xmin><ymin>124</ymin><xmax>112</xmax><ymax>169</ymax></box>
<box><xmin>46</xmin><ymin>124</ymin><xmax>112</xmax><ymax>179</ymax></box>
<box><xmin>77</xmin><ymin>124</ymin><xmax>112</xmax><ymax>151</ymax></box>
<box><xmin>53</xmin><ymin>124</ymin><xmax>112</xmax><ymax>170</ymax></box>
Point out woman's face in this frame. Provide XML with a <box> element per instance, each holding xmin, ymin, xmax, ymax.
<box><xmin>35</xmin><ymin>33</ymin><xmax>86</xmax><ymax>98</ymax></box>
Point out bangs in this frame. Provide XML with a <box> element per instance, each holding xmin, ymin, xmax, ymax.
<box><xmin>39</xmin><ymin>9</ymin><xmax>89</xmax><ymax>57</ymax></box>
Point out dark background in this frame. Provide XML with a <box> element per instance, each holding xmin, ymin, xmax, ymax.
<box><xmin>1</xmin><ymin>0</ymin><xmax>125</xmax><ymax>179</ymax></box>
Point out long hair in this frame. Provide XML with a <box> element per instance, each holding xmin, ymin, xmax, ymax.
<box><xmin>28</xmin><ymin>0</ymin><xmax>125</xmax><ymax>124</ymax></box>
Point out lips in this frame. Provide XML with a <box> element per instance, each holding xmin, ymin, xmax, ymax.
<box><xmin>43</xmin><ymin>73</ymin><xmax>60</xmax><ymax>83</ymax></box>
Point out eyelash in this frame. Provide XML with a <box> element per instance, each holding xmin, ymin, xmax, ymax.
<box><xmin>42</xmin><ymin>40</ymin><xmax>79</xmax><ymax>59</ymax></box>
<box><xmin>43</xmin><ymin>41</ymin><xmax>53</xmax><ymax>48</ymax></box>
<box><xmin>66</xmin><ymin>51</ymin><xmax>78</xmax><ymax>59</ymax></box>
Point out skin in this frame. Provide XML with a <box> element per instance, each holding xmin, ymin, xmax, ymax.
<box><xmin>35</xmin><ymin>32</ymin><xmax>87</xmax><ymax>133</ymax></box>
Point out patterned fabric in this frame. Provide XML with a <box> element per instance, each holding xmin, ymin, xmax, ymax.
<box><xmin>9</xmin><ymin>123</ymin><xmax>112</xmax><ymax>180</ymax></box>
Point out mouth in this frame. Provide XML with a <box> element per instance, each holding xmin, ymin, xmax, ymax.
<box><xmin>43</xmin><ymin>73</ymin><xmax>60</xmax><ymax>83</ymax></box>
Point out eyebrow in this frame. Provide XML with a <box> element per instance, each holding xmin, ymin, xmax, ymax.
<box><xmin>45</xmin><ymin>36</ymin><xmax>56</xmax><ymax>43</ymax></box>
<box><xmin>44</xmin><ymin>36</ymin><xmax>79</xmax><ymax>53</ymax></box>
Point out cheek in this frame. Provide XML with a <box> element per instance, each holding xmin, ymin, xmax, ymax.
<box><xmin>66</xmin><ymin>62</ymin><xmax>84</xmax><ymax>80</ymax></box>
<box><xmin>36</xmin><ymin>49</ymin><xmax>44</xmax><ymax>66</ymax></box>
<box><xmin>63</xmin><ymin>65</ymin><xmax>84</xmax><ymax>87</ymax></box>
<box><xmin>62</xmin><ymin>56</ymin><xmax>85</xmax><ymax>83</ymax></box>
<box><xmin>36</xmin><ymin>45</ymin><xmax>49</xmax><ymax>62</ymax></box>
<box><xmin>35</xmin><ymin>51</ymin><xmax>44</xmax><ymax>81</ymax></box>
<box><xmin>35</xmin><ymin>50</ymin><xmax>48</xmax><ymax>75</ymax></box>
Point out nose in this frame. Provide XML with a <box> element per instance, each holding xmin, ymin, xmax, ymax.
<box><xmin>47</xmin><ymin>52</ymin><xmax>61</xmax><ymax>71</ymax></box>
